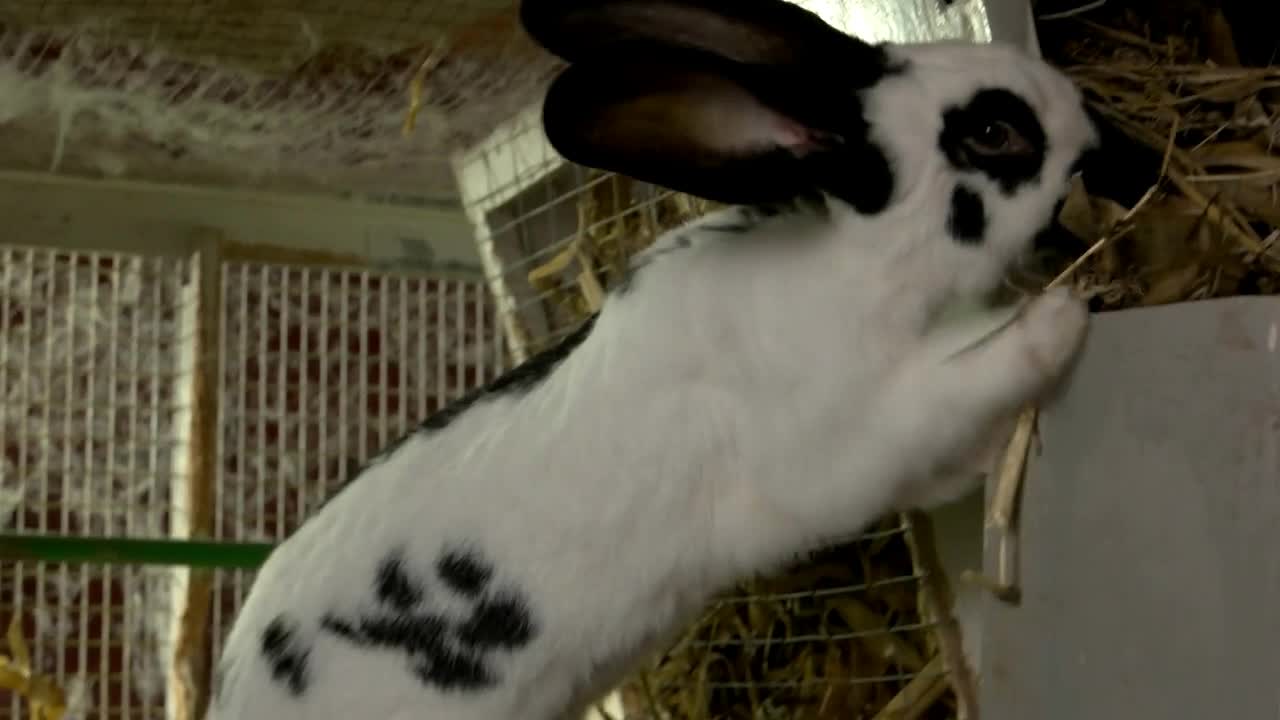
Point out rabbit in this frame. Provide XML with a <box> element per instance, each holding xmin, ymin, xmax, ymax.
<box><xmin>207</xmin><ymin>1</ymin><xmax>1101</xmax><ymax>719</ymax></box>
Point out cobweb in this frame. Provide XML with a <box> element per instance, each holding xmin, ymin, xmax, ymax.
<box><xmin>0</xmin><ymin>1</ymin><xmax>561</xmax><ymax>202</ymax></box>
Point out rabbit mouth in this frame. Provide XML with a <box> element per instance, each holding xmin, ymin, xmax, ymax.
<box><xmin>990</xmin><ymin>211</ymin><xmax>1085</xmax><ymax>306</ymax></box>
<box><xmin>993</xmin><ymin>255</ymin><xmax>1047</xmax><ymax>305</ymax></box>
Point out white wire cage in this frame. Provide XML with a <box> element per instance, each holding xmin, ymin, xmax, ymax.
<box><xmin>209</xmin><ymin>261</ymin><xmax>505</xmax><ymax>675</ymax></box>
<box><xmin>0</xmin><ymin>247</ymin><xmax>195</xmax><ymax>719</ymax></box>
<box><xmin>0</xmin><ymin>243</ymin><xmax>505</xmax><ymax>720</ymax></box>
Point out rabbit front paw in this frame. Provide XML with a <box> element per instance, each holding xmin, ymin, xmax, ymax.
<box><xmin>1015</xmin><ymin>286</ymin><xmax>1090</xmax><ymax>387</ymax></box>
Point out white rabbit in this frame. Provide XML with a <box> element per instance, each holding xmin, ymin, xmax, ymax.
<box><xmin>208</xmin><ymin>1</ymin><xmax>1100</xmax><ymax>719</ymax></box>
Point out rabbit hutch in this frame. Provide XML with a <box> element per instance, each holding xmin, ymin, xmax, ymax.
<box><xmin>1</xmin><ymin>0</ymin><xmax>1278</xmax><ymax>720</ymax></box>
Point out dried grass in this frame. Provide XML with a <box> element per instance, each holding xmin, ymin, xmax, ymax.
<box><xmin>1034</xmin><ymin>14</ymin><xmax>1280</xmax><ymax>308</ymax></box>
<box><xmin>617</xmin><ymin>519</ymin><xmax>948</xmax><ymax>720</ymax></box>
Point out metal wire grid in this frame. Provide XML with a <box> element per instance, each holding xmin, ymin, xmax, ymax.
<box><xmin>628</xmin><ymin>522</ymin><xmax>945</xmax><ymax>714</ymax></box>
<box><xmin>208</xmin><ymin>262</ymin><xmax>505</xmax><ymax>674</ymax></box>
<box><xmin>455</xmin><ymin>109</ymin><xmax>691</xmax><ymax>361</ymax></box>
<box><xmin>455</xmin><ymin>118</ymin><xmax>946</xmax><ymax>714</ymax></box>
<box><xmin>0</xmin><ymin>245</ymin><xmax>195</xmax><ymax>720</ymax></box>
<box><xmin>0</xmin><ymin>1</ymin><xmax>559</xmax><ymax>198</ymax></box>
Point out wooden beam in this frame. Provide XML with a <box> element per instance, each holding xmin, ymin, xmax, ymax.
<box><xmin>170</xmin><ymin>230</ymin><xmax>224</xmax><ymax>720</ymax></box>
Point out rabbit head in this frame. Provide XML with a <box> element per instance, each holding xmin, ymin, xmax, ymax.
<box><xmin>522</xmin><ymin>0</ymin><xmax>1101</xmax><ymax>304</ymax></box>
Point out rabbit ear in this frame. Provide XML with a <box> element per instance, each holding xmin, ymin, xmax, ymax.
<box><xmin>541</xmin><ymin>56</ymin><xmax>895</xmax><ymax>209</ymax></box>
<box><xmin>520</xmin><ymin>0</ymin><xmax>882</xmax><ymax>71</ymax></box>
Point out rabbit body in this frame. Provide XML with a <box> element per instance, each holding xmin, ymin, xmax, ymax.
<box><xmin>209</xmin><ymin>2</ymin><xmax>1101</xmax><ymax>719</ymax></box>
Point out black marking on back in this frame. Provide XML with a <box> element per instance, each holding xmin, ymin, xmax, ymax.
<box><xmin>260</xmin><ymin>615</ymin><xmax>310</xmax><ymax>697</ymax></box>
<box><xmin>701</xmin><ymin>221</ymin><xmax>753</xmax><ymax>234</ymax></box>
<box><xmin>412</xmin><ymin>312</ymin><xmax>594</xmax><ymax>435</ymax></box>
<box><xmin>615</xmin><ymin>232</ymin><xmax>694</xmax><ymax>296</ymax></box>
<box><xmin>456</xmin><ymin>592</ymin><xmax>536</xmax><ymax>650</ymax></box>
<box><xmin>437</xmin><ymin>548</ymin><xmax>494</xmax><ymax>597</ymax></box>
<box><xmin>376</xmin><ymin>549</ymin><xmax>426</xmax><ymax>611</ymax></box>
<box><xmin>939</xmin><ymin>88</ymin><xmax>1047</xmax><ymax>194</ymax></box>
<box><xmin>947</xmin><ymin>184</ymin><xmax>986</xmax><ymax>245</ymax></box>
<box><xmin>321</xmin><ymin>312</ymin><xmax>598</xmax><ymax>504</ymax></box>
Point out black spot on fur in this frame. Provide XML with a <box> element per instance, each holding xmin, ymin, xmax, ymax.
<box><xmin>437</xmin><ymin>548</ymin><xmax>493</xmax><ymax>597</ymax></box>
<box><xmin>321</xmin><ymin>612</ymin><xmax>449</xmax><ymax>655</ymax></box>
<box><xmin>318</xmin><ymin>613</ymin><xmax>361</xmax><ymax>641</ymax></box>
<box><xmin>321</xmin><ymin>551</ymin><xmax>538</xmax><ymax>694</ymax></box>
<box><xmin>321</xmin><ymin>610</ymin><xmax>497</xmax><ymax>691</ymax></box>
<box><xmin>413</xmin><ymin>646</ymin><xmax>495</xmax><ymax>691</ymax></box>
<box><xmin>376</xmin><ymin>550</ymin><xmax>425</xmax><ymax>610</ymax></box>
<box><xmin>260</xmin><ymin>616</ymin><xmax>310</xmax><ymax>697</ymax></box>
<box><xmin>947</xmin><ymin>185</ymin><xmax>986</xmax><ymax>245</ymax></box>
<box><xmin>702</xmin><ymin>221</ymin><xmax>752</xmax><ymax>234</ymax></box>
<box><xmin>456</xmin><ymin>592</ymin><xmax>536</xmax><ymax>650</ymax></box>
<box><xmin>939</xmin><ymin>88</ymin><xmax>1047</xmax><ymax>194</ymax></box>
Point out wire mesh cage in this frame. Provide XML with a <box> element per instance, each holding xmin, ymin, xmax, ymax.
<box><xmin>209</xmin><ymin>262</ymin><xmax>504</xmax><ymax>679</ymax></box>
<box><xmin>0</xmin><ymin>244</ymin><xmax>505</xmax><ymax>720</ymax></box>
<box><xmin>0</xmin><ymin>247</ymin><xmax>195</xmax><ymax>719</ymax></box>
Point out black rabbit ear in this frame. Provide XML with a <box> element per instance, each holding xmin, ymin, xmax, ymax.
<box><xmin>520</xmin><ymin>0</ymin><xmax>882</xmax><ymax>71</ymax></box>
<box><xmin>540</xmin><ymin>57</ymin><xmax>894</xmax><ymax>210</ymax></box>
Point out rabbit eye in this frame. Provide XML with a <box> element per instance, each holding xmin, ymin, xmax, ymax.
<box><xmin>965</xmin><ymin>121</ymin><xmax>1029</xmax><ymax>157</ymax></box>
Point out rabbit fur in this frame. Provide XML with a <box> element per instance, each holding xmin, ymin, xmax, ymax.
<box><xmin>208</xmin><ymin>1</ymin><xmax>1101</xmax><ymax>719</ymax></box>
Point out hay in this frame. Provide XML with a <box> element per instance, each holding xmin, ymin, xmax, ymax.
<box><xmin>525</xmin><ymin>172</ymin><xmax>719</xmax><ymax>327</ymax></box>
<box><xmin>1030</xmin><ymin>11</ymin><xmax>1280</xmax><ymax>308</ymax></box>
<box><xmin>969</xmin><ymin>10</ymin><xmax>1278</xmax><ymax>720</ymax></box>
<box><xmin>623</xmin><ymin>519</ymin><xmax>946</xmax><ymax>720</ymax></box>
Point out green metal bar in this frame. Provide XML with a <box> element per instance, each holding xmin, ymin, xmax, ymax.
<box><xmin>0</xmin><ymin>534</ymin><xmax>276</xmax><ymax>569</ymax></box>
